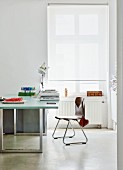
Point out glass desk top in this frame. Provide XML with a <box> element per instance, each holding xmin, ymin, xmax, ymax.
<box><xmin>0</xmin><ymin>96</ymin><xmax>59</xmax><ymax>109</ymax></box>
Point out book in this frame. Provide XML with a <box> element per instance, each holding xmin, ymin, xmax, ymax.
<box><xmin>87</xmin><ymin>91</ymin><xmax>103</xmax><ymax>96</ymax></box>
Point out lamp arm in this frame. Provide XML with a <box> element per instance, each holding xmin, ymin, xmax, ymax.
<box><xmin>40</xmin><ymin>74</ymin><xmax>44</xmax><ymax>90</ymax></box>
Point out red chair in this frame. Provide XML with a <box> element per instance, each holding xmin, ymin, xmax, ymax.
<box><xmin>52</xmin><ymin>97</ymin><xmax>89</xmax><ymax>145</ymax></box>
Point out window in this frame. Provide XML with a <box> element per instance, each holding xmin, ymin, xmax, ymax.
<box><xmin>47</xmin><ymin>5</ymin><xmax>108</xmax><ymax>96</ymax></box>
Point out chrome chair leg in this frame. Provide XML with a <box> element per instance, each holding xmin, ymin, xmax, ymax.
<box><xmin>63</xmin><ymin>120</ymin><xmax>88</xmax><ymax>145</ymax></box>
<box><xmin>52</xmin><ymin>119</ymin><xmax>60</xmax><ymax>139</ymax></box>
<box><xmin>52</xmin><ymin>119</ymin><xmax>75</xmax><ymax>139</ymax></box>
<box><xmin>77</xmin><ymin>120</ymin><xmax>88</xmax><ymax>144</ymax></box>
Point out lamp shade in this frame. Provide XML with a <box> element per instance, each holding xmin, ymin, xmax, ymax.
<box><xmin>38</xmin><ymin>62</ymin><xmax>47</xmax><ymax>76</ymax></box>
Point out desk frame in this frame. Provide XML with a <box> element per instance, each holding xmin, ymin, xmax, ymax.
<box><xmin>13</xmin><ymin>109</ymin><xmax>47</xmax><ymax>136</ymax></box>
<box><xmin>0</xmin><ymin>99</ymin><xmax>58</xmax><ymax>153</ymax></box>
<box><xmin>0</xmin><ymin>108</ymin><xmax>43</xmax><ymax>153</ymax></box>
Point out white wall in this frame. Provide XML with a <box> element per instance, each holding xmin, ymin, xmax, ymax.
<box><xmin>0</xmin><ymin>0</ymin><xmax>47</xmax><ymax>95</ymax></box>
<box><xmin>109</xmin><ymin>0</ymin><xmax>117</xmax><ymax>78</ymax></box>
<box><xmin>108</xmin><ymin>0</ymin><xmax>117</xmax><ymax>129</ymax></box>
<box><xmin>117</xmin><ymin>0</ymin><xmax>123</xmax><ymax>169</ymax></box>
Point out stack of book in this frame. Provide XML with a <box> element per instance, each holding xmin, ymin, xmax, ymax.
<box><xmin>40</xmin><ymin>89</ymin><xmax>59</xmax><ymax>101</ymax></box>
<box><xmin>18</xmin><ymin>87</ymin><xmax>36</xmax><ymax>96</ymax></box>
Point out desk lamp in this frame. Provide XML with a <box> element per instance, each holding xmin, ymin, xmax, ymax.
<box><xmin>38</xmin><ymin>62</ymin><xmax>48</xmax><ymax>91</ymax></box>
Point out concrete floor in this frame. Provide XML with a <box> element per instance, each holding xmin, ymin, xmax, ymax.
<box><xmin>0</xmin><ymin>129</ymin><xmax>117</xmax><ymax>170</ymax></box>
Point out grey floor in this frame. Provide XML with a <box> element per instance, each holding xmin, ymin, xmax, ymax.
<box><xmin>0</xmin><ymin>129</ymin><xmax>117</xmax><ymax>170</ymax></box>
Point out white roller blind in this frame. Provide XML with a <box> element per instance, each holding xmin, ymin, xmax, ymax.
<box><xmin>47</xmin><ymin>5</ymin><xmax>108</xmax><ymax>95</ymax></box>
<box><xmin>47</xmin><ymin>5</ymin><xmax>108</xmax><ymax>81</ymax></box>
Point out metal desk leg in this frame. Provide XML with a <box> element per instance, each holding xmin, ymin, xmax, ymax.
<box><xmin>39</xmin><ymin>109</ymin><xmax>43</xmax><ymax>152</ymax></box>
<box><xmin>0</xmin><ymin>109</ymin><xmax>3</xmax><ymax>152</ymax></box>
<box><xmin>43</xmin><ymin>109</ymin><xmax>47</xmax><ymax>136</ymax></box>
<box><xmin>14</xmin><ymin>109</ymin><xmax>16</xmax><ymax>135</ymax></box>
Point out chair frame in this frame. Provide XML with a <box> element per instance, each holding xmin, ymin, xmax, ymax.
<box><xmin>52</xmin><ymin>116</ymin><xmax>88</xmax><ymax>145</ymax></box>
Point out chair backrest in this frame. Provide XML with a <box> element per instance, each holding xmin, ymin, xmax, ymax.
<box><xmin>75</xmin><ymin>97</ymin><xmax>85</xmax><ymax>117</ymax></box>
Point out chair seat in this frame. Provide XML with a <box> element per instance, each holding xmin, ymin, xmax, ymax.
<box><xmin>55</xmin><ymin>115</ymin><xmax>82</xmax><ymax>121</ymax></box>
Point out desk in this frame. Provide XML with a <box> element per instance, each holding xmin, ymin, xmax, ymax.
<box><xmin>0</xmin><ymin>97</ymin><xmax>58</xmax><ymax>153</ymax></box>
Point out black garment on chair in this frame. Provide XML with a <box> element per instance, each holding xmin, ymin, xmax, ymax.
<box><xmin>52</xmin><ymin>97</ymin><xmax>89</xmax><ymax>145</ymax></box>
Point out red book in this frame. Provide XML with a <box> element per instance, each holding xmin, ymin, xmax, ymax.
<box><xmin>3</xmin><ymin>98</ymin><xmax>24</xmax><ymax>104</ymax></box>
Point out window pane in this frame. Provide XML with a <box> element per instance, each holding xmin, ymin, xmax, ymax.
<box><xmin>56</xmin><ymin>15</ymin><xmax>75</xmax><ymax>35</ymax></box>
<box><xmin>48</xmin><ymin>44</ymin><xmax>75</xmax><ymax>80</ymax></box>
<box><xmin>78</xmin><ymin>43</ymin><xmax>99</xmax><ymax>79</ymax></box>
<box><xmin>79</xmin><ymin>15</ymin><xmax>98</xmax><ymax>35</ymax></box>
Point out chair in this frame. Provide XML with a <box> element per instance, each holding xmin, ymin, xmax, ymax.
<box><xmin>52</xmin><ymin>97</ymin><xmax>89</xmax><ymax>145</ymax></box>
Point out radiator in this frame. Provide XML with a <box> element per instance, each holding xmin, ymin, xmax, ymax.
<box><xmin>57</xmin><ymin>101</ymin><xmax>75</xmax><ymax>116</ymax></box>
<box><xmin>56</xmin><ymin>100</ymin><xmax>76</xmax><ymax>128</ymax></box>
<box><xmin>85</xmin><ymin>101</ymin><xmax>102</xmax><ymax>124</ymax></box>
<box><xmin>57</xmin><ymin>100</ymin><xmax>103</xmax><ymax>125</ymax></box>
